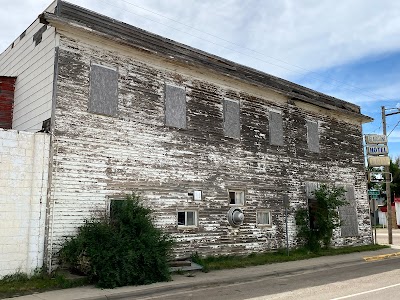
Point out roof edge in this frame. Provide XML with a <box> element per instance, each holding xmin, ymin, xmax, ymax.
<box><xmin>41</xmin><ymin>1</ymin><xmax>372</xmax><ymax>123</ymax></box>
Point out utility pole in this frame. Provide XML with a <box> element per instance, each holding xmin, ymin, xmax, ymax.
<box><xmin>382</xmin><ymin>106</ymin><xmax>393</xmax><ymax>244</ymax></box>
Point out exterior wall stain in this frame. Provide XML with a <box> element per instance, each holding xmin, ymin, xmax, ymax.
<box><xmin>47</xmin><ymin>33</ymin><xmax>371</xmax><ymax>263</ymax></box>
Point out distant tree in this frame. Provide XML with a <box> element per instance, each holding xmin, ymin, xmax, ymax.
<box><xmin>367</xmin><ymin>157</ymin><xmax>400</xmax><ymax>201</ymax></box>
<box><xmin>390</xmin><ymin>157</ymin><xmax>400</xmax><ymax>198</ymax></box>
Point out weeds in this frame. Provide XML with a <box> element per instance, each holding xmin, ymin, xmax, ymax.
<box><xmin>192</xmin><ymin>244</ymin><xmax>389</xmax><ymax>271</ymax></box>
<box><xmin>0</xmin><ymin>270</ymin><xmax>88</xmax><ymax>299</ymax></box>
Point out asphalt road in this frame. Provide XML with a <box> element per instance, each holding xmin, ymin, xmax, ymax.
<box><xmin>137</xmin><ymin>257</ymin><xmax>400</xmax><ymax>300</ymax></box>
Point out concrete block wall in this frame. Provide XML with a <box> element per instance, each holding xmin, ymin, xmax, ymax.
<box><xmin>0</xmin><ymin>129</ymin><xmax>50</xmax><ymax>277</ymax></box>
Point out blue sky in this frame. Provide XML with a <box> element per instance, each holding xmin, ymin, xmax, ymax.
<box><xmin>1</xmin><ymin>0</ymin><xmax>400</xmax><ymax>158</ymax></box>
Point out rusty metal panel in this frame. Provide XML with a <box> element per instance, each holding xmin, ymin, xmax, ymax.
<box><xmin>307</xmin><ymin>120</ymin><xmax>319</xmax><ymax>153</ymax></box>
<box><xmin>269</xmin><ymin>111</ymin><xmax>283</xmax><ymax>146</ymax></box>
<box><xmin>88</xmin><ymin>64</ymin><xmax>118</xmax><ymax>117</ymax></box>
<box><xmin>223</xmin><ymin>99</ymin><xmax>240</xmax><ymax>139</ymax></box>
<box><xmin>165</xmin><ymin>84</ymin><xmax>186</xmax><ymax>129</ymax></box>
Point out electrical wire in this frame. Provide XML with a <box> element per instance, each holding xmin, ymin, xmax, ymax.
<box><xmin>94</xmin><ymin>0</ymin><xmax>389</xmax><ymax>102</ymax></box>
<box><xmin>388</xmin><ymin>120</ymin><xmax>400</xmax><ymax>137</ymax></box>
<box><xmin>115</xmin><ymin>0</ymin><xmax>388</xmax><ymax>101</ymax></box>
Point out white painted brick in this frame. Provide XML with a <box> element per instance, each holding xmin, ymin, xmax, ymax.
<box><xmin>1</xmin><ymin>139</ymin><xmax>18</xmax><ymax>148</ymax></box>
<box><xmin>0</xmin><ymin>129</ymin><xmax>50</xmax><ymax>277</ymax></box>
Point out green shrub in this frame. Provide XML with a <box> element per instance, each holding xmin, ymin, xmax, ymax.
<box><xmin>59</xmin><ymin>194</ymin><xmax>174</xmax><ymax>288</ymax></box>
<box><xmin>295</xmin><ymin>184</ymin><xmax>347</xmax><ymax>252</ymax></box>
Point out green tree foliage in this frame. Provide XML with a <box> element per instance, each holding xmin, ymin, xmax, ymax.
<box><xmin>295</xmin><ymin>185</ymin><xmax>348</xmax><ymax>252</ymax></box>
<box><xmin>59</xmin><ymin>194</ymin><xmax>174</xmax><ymax>288</ymax></box>
<box><xmin>369</xmin><ymin>157</ymin><xmax>400</xmax><ymax>202</ymax></box>
<box><xmin>390</xmin><ymin>157</ymin><xmax>400</xmax><ymax>197</ymax></box>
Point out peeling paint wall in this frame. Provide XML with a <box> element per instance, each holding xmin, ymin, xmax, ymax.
<box><xmin>0</xmin><ymin>129</ymin><xmax>49</xmax><ymax>277</ymax></box>
<box><xmin>46</xmin><ymin>32</ymin><xmax>371</xmax><ymax>264</ymax></box>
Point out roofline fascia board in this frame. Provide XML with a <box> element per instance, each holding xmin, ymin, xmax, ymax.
<box><xmin>40</xmin><ymin>7</ymin><xmax>372</xmax><ymax>124</ymax></box>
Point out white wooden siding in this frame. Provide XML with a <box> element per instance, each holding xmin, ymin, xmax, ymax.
<box><xmin>0</xmin><ymin>1</ymin><xmax>57</xmax><ymax>131</ymax></box>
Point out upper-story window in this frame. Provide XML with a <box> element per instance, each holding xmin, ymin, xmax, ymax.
<box><xmin>269</xmin><ymin>110</ymin><xmax>283</xmax><ymax>146</ymax></box>
<box><xmin>164</xmin><ymin>84</ymin><xmax>186</xmax><ymax>129</ymax></box>
<box><xmin>88</xmin><ymin>63</ymin><xmax>119</xmax><ymax>117</ymax></box>
<box><xmin>307</xmin><ymin>120</ymin><xmax>319</xmax><ymax>153</ymax></box>
<box><xmin>223</xmin><ymin>99</ymin><xmax>240</xmax><ymax>139</ymax></box>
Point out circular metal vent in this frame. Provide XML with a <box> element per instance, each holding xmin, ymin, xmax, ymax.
<box><xmin>227</xmin><ymin>207</ymin><xmax>244</xmax><ymax>227</ymax></box>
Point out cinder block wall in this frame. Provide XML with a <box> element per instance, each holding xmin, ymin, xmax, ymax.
<box><xmin>0</xmin><ymin>129</ymin><xmax>50</xmax><ymax>277</ymax></box>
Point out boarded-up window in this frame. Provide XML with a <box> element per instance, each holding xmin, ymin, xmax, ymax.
<box><xmin>223</xmin><ymin>99</ymin><xmax>240</xmax><ymax>139</ymax></box>
<box><xmin>165</xmin><ymin>84</ymin><xmax>186</xmax><ymax>129</ymax></box>
<box><xmin>269</xmin><ymin>111</ymin><xmax>283</xmax><ymax>146</ymax></box>
<box><xmin>338</xmin><ymin>185</ymin><xmax>358</xmax><ymax>237</ymax></box>
<box><xmin>305</xmin><ymin>182</ymin><xmax>320</xmax><ymax>200</ymax></box>
<box><xmin>89</xmin><ymin>64</ymin><xmax>118</xmax><ymax>117</ymax></box>
<box><xmin>307</xmin><ymin>120</ymin><xmax>319</xmax><ymax>153</ymax></box>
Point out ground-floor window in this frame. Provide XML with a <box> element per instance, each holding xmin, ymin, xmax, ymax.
<box><xmin>177</xmin><ymin>211</ymin><xmax>197</xmax><ymax>227</ymax></box>
<box><xmin>257</xmin><ymin>210</ymin><xmax>272</xmax><ymax>226</ymax></box>
<box><xmin>229</xmin><ymin>190</ymin><xmax>245</xmax><ymax>205</ymax></box>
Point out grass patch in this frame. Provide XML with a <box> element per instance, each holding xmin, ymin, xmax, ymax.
<box><xmin>192</xmin><ymin>244</ymin><xmax>389</xmax><ymax>271</ymax></box>
<box><xmin>0</xmin><ymin>270</ymin><xmax>89</xmax><ymax>299</ymax></box>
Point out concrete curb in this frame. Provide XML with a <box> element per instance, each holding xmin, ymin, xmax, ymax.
<box><xmin>363</xmin><ymin>251</ymin><xmax>400</xmax><ymax>262</ymax></box>
<box><xmin>77</xmin><ymin>256</ymin><xmax>386</xmax><ymax>300</ymax></box>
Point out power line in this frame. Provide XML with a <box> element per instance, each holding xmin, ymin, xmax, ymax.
<box><xmin>98</xmin><ymin>0</ymin><xmax>390</xmax><ymax>101</ymax></box>
<box><xmin>388</xmin><ymin>120</ymin><xmax>400</xmax><ymax>137</ymax></box>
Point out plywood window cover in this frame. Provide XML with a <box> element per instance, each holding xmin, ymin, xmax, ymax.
<box><xmin>269</xmin><ymin>109</ymin><xmax>284</xmax><ymax>146</ymax></box>
<box><xmin>307</xmin><ymin>120</ymin><xmax>320</xmax><ymax>153</ymax></box>
<box><xmin>223</xmin><ymin>98</ymin><xmax>241</xmax><ymax>139</ymax></box>
<box><xmin>165</xmin><ymin>83</ymin><xmax>187</xmax><ymax>129</ymax></box>
<box><xmin>88</xmin><ymin>63</ymin><xmax>119</xmax><ymax>117</ymax></box>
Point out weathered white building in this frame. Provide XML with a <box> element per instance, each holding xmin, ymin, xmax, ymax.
<box><xmin>0</xmin><ymin>1</ymin><xmax>373</xmax><ymax>275</ymax></box>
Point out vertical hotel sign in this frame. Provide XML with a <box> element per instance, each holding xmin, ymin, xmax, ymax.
<box><xmin>365</xmin><ymin>134</ymin><xmax>390</xmax><ymax>167</ymax></box>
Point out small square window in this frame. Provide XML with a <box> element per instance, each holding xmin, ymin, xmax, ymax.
<box><xmin>177</xmin><ymin>211</ymin><xmax>197</xmax><ymax>227</ymax></box>
<box><xmin>193</xmin><ymin>190</ymin><xmax>202</xmax><ymax>201</ymax></box>
<box><xmin>229</xmin><ymin>190</ymin><xmax>245</xmax><ymax>205</ymax></box>
<box><xmin>257</xmin><ymin>210</ymin><xmax>272</xmax><ymax>226</ymax></box>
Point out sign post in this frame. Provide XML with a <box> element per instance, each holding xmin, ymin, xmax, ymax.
<box><xmin>283</xmin><ymin>194</ymin><xmax>289</xmax><ymax>256</ymax></box>
<box><xmin>368</xmin><ymin>190</ymin><xmax>379</xmax><ymax>244</ymax></box>
<box><xmin>365</xmin><ymin>131</ymin><xmax>392</xmax><ymax>244</ymax></box>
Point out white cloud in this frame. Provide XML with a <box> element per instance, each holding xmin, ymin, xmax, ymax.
<box><xmin>3</xmin><ymin>0</ymin><xmax>400</xmax><ymax>79</ymax></box>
